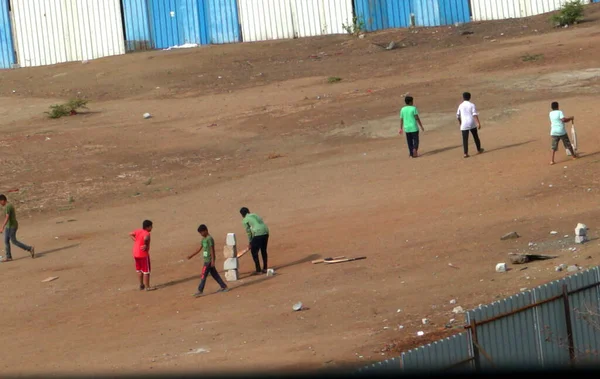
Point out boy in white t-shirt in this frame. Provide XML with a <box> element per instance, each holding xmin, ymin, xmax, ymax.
<box><xmin>456</xmin><ymin>92</ymin><xmax>484</xmax><ymax>158</ymax></box>
<box><xmin>549</xmin><ymin>101</ymin><xmax>577</xmax><ymax>165</ymax></box>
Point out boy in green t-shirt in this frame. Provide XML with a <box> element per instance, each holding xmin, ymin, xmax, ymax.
<box><xmin>0</xmin><ymin>194</ymin><xmax>35</xmax><ymax>262</ymax></box>
<box><xmin>399</xmin><ymin>96</ymin><xmax>425</xmax><ymax>158</ymax></box>
<box><xmin>187</xmin><ymin>224</ymin><xmax>228</xmax><ymax>297</ymax></box>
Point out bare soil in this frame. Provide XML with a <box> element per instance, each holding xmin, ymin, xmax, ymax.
<box><xmin>1</xmin><ymin>4</ymin><xmax>600</xmax><ymax>375</ymax></box>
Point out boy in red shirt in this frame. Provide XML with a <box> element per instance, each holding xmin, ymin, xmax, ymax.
<box><xmin>129</xmin><ymin>220</ymin><xmax>156</xmax><ymax>291</ymax></box>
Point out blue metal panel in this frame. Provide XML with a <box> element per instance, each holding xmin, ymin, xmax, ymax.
<box><xmin>438</xmin><ymin>0</ymin><xmax>470</xmax><ymax>25</ymax></box>
<box><xmin>202</xmin><ymin>0</ymin><xmax>241</xmax><ymax>44</ymax></box>
<box><xmin>149</xmin><ymin>0</ymin><xmax>179</xmax><ymax>49</ymax></box>
<box><xmin>411</xmin><ymin>0</ymin><xmax>440</xmax><ymax>27</ymax></box>
<box><xmin>0</xmin><ymin>0</ymin><xmax>15</xmax><ymax>68</ymax></box>
<box><xmin>122</xmin><ymin>0</ymin><xmax>153</xmax><ymax>51</ymax></box>
<box><xmin>402</xmin><ymin>333</ymin><xmax>473</xmax><ymax>372</ymax></box>
<box><xmin>178</xmin><ymin>0</ymin><xmax>201</xmax><ymax>45</ymax></box>
<box><xmin>353</xmin><ymin>0</ymin><xmax>411</xmax><ymax>31</ymax></box>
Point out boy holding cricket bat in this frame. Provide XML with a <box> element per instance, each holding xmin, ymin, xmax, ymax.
<box><xmin>549</xmin><ymin>101</ymin><xmax>577</xmax><ymax>165</ymax></box>
<box><xmin>188</xmin><ymin>224</ymin><xmax>229</xmax><ymax>297</ymax></box>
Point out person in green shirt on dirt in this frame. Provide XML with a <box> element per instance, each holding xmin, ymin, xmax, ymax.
<box><xmin>399</xmin><ymin>96</ymin><xmax>425</xmax><ymax>158</ymax></box>
<box><xmin>187</xmin><ymin>224</ymin><xmax>228</xmax><ymax>298</ymax></box>
<box><xmin>240</xmin><ymin>207</ymin><xmax>270</xmax><ymax>275</ymax></box>
<box><xmin>0</xmin><ymin>194</ymin><xmax>35</xmax><ymax>262</ymax></box>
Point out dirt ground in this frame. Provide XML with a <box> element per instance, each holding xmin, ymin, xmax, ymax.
<box><xmin>1</xmin><ymin>4</ymin><xmax>600</xmax><ymax>375</ymax></box>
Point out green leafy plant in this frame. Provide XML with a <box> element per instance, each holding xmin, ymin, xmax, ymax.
<box><xmin>327</xmin><ymin>76</ymin><xmax>342</xmax><ymax>83</ymax></box>
<box><xmin>342</xmin><ymin>16</ymin><xmax>366</xmax><ymax>36</ymax></box>
<box><xmin>46</xmin><ymin>98</ymin><xmax>89</xmax><ymax>119</ymax></box>
<box><xmin>550</xmin><ymin>0</ymin><xmax>584</xmax><ymax>26</ymax></box>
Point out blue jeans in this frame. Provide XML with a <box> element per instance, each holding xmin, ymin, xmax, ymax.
<box><xmin>4</xmin><ymin>227</ymin><xmax>31</xmax><ymax>259</ymax></box>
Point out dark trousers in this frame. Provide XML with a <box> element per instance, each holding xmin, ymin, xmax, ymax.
<box><xmin>461</xmin><ymin>128</ymin><xmax>482</xmax><ymax>155</ymax></box>
<box><xmin>250</xmin><ymin>234</ymin><xmax>269</xmax><ymax>272</ymax></box>
<box><xmin>197</xmin><ymin>262</ymin><xmax>227</xmax><ymax>293</ymax></box>
<box><xmin>405</xmin><ymin>131</ymin><xmax>420</xmax><ymax>156</ymax></box>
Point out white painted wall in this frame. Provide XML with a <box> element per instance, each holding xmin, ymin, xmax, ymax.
<box><xmin>291</xmin><ymin>0</ymin><xmax>354</xmax><ymax>38</ymax></box>
<box><xmin>238</xmin><ymin>0</ymin><xmax>353</xmax><ymax>42</ymax></box>
<box><xmin>470</xmin><ymin>0</ymin><xmax>570</xmax><ymax>21</ymax></box>
<box><xmin>237</xmin><ymin>0</ymin><xmax>295</xmax><ymax>42</ymax></box>
<box><xmin>11</xmin><ymin>0</ymin><xmax>125</xmax><ymax>67</ymax></box>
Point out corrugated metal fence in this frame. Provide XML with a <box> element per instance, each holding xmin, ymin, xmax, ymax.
<box><xmin>357</xmin><ymin>267</ymin><xmax>600</xmax><ymax>373</ymax></box>
<box><xmin>10</xmin><ymin>0</ymin><xmax>125</xmax><ymax>68</ymax></box>
<box><xmin>0</xmin><ymin>0</ymin><xmax>598</xmax><ymax>68</ymax></box>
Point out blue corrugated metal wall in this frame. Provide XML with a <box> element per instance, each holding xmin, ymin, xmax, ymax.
<box><xmin>354</xmin><ymin>0</ymin><xmax>411</xmax><ymax>31</ymax></box>
<box><xmin>354</xmin><ymin>0</ymin><xmax>470</xmax><ymax>31</ymax></box>
<box><xmin>438</xmin><ymin>0</ymin><xmax>470</xmax><ymax>25</ymax></box>
<box><xmin>0</xmin><ymin>0</ymin><xmax>15</xmax><ymax>68</ymax></box>
<box><xmin>123</xmin><ymin>0</ymin><xmax>153</xmax><ymax>51</ymax></box>
<box><xmin>144</xmin><ymin>0</ymin><xmax>238</xmax><ymax>49</ymax></box>
<box><xmin>202</xmin><ymin>0</ymin><xmax>240</xmax><ymax>44</ymax></box>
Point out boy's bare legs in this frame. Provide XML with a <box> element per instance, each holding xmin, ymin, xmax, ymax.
<box><xmin>568</xmin><ymin>147</ymin><xmax>578</xmax><ymax>159</ymax></box>
<box><xmin>138</xmin><ymin>272</ymin><xmax>145</xmax><ymax>290</ymax></box>
<box><xmin>550</xmin><ymin>150</ymin><xmax>556</xmax><ymax>165</ymax></box>
<box><xmin>144</xmin><ymin>274</ymin><xmax>156</xmax><ymax>291</ymax></box>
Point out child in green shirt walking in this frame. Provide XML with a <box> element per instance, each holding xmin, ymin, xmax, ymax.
<box><xmin>399</xmin><ymin>96</ymin><xmax>425</xmax><ymax>158</ymax></box>
<box><xmin>187</xmin><ymin>224</ymin><xmax>229</xmax><ymax>297</ymax></box>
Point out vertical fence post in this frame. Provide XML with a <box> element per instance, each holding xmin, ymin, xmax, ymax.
<box><xmin>470</xmin><ymin>318</ymin><xmax>481</xmax><ymax>371</ymax></box>
<box><xmin>562</xmin><ymin>283</ymin><xmax>576</xmax><ymax>366</ymax></box>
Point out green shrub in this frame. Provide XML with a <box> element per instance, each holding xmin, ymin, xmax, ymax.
<box><xmin>327</xmin><ymin>76</ymin><xmax>342</xmax><ymax>83</ymax></box>
<box><xmin>550</xmin><ymin>0</ymin><xmax>584</xmax><ymax>26</ymax></box>
<box><xmin>342</xmin><ymin>16</ymin><xmax>366</xmax><ymax>36</ymax></box>
<box><xmin>46</xmin><ymin>98</ymin><xmax>89</xmax><ymax>119</ymax></box>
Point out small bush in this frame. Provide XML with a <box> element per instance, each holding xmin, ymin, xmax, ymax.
<box><xmin>46</xmin><ymin>98</ymin><xmax>89</xmax><ymax>119</ymax></box>
<box><xmin>521</xmin><ymin>53</ymin><xmax>544</xmax><ymax>62</ymax></box>
<box><xmin>342</xmin><ymin>16</ymin><xmax>365</xmax><ymax>36</ymax></box>
<box><xmin>327</xmin><ymin>76</ymin><xmax>342</xmax><ymax>83</ymax></box>
<box><xmin>550</xmin><ymin>0</ymin><xmax>584</xmax><ymax>26</ymax></box>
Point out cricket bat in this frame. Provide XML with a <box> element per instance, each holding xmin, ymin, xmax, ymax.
<box><xmin>566</xmin><ymin>122</ymin><xmax>578</xmax><ymax>156</ymax></box>
<box><xmin>237</xmin><ymin>248</ymin><xmax>250</xmax><ymax>258</ymax></box>
<box><xmin>323</xmin><ymin>256</ymin><xmax>366</xmax><ymax>264</ymax></box>
<box><xmin>311</xmin><ymin>256</ymin><xmax>346</xmax><ymax>264</ymax></box>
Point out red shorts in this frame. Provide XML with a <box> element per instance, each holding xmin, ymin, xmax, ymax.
<box><xmin>134</xmin><ymin>256</ymin><xmax>151</xmax><ymax>274</ymax></box>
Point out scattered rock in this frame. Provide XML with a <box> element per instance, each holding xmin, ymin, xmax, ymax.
<box><xmin>385</xmin><ymin>41</ymin><xmax>396</xmax><ymax>50</ymax></box>
<box><xmin>575</xmin><ymin>236</ymin><xmax>588</xmax><ymax>244</ymax></box>
<box><xmin>417</xmin><ymin>331</ymin><xmax>425</xmax><ymax>336</ymax></box>
<box><xmin>358</xmin><ymin>34</ymin><xmax>366</xmax><ymax>39</ymax></box>
<box><xmin>293</xmin><ymin>302</ymin><xmax>303</xmax><ymax>311</ymax></box>
<box><xmin>41</xmin><ymin>276</ymin><xmax>59</xmax><ymax>283</ymax></box>
<box><xmin>520</xmin><ymin>288</ymin><xmax>528</xmax><ymax>292</ymax></box>
<box><xmin>528</xmin><ymin>242</ymin><xmax>536</xmax><ymax>247</ymax></box>
<box><xmin>461</xmin><ymin>31</ymin><xmax>474</xmax><ymax>35</ymax></box>
<box><xmin>452</xmin><ymin>306</ymin><xmax>465</xmax><ymax>314</ymax></box>
<box><xmin>496</xmin><ymin>263</ymin><xmax>507</xmax><ymax>273</ymax></box>
<box><xmin>575</xmin><ymin>223</ymin><xmax>588</xmax><ymax>236</ymax></box>
<box><xmin>449</xmin><ymin>299</ymin><xmax>457</xmax><ymax>304</ymax></box>
<box><xmin>397</xmin><ymin>309</ymin><xmax>402</xmax><ymax>313</ymax></box>
<box><xmin>266</xmin><ymin>268</ymin><xmax>275</xmax><ymax>276</ymax></box>
<box><xmin>567</xmin><ymin>265</ymin><xmax>578</xmax><ymax>273</ymax></box>
<box><xmin>501</xmin><ymin>231</ymin><xmax>520</xmax><ymax>240</ymax></box>
<box><xmin>422</xmin><ymin>318</ymin><xmax>429</xmax><ymax>325</ymax></box>
<box><xmin>143</xmin><ymin>113</ymin><xmax>152</xmax><ymax>119</ymax></box>
<box><xmin>550</xmin><ymin>231</ymin><xmax>558</xmax><ymax>235</ymax></box>
<box><xmin>449</xmin><ymin>318</ymin><xmax>456</xmax><ymax>324</ymax></box>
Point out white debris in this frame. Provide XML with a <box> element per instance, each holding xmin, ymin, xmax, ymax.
<box><xmin>397</xmin><ymin>309</ymin><xmax>402</xmax><ymax>313</ymax></box>
<box><xmin>496</xmin><ymin>263</ymin><xmax>507</xmax><ymax>273</ymax></box>
<box><xmin>417</xmin><ymin>331</ymin><xmax>425</xmax><ymax>336</ymax></box>
<box><xmin>143</xmin><ymin>113</ymin><xmax>152</xmax><ymax>119</ymax></box>
<box><xmin>550</xmin><ymin>231</ymin><xmax>558</xmax><ymax>235</ymax></box>
<box><xmin>398</xmin><ymin>325</ymin><xmax>404</xmax><ymax>329</ymax></box>
<box><xmin>452</xmin><ymin>306</ymin><xmax>465</xmax><ymax>314</ymax></box>
<box><xmin>450</xmin><ymin>299</ymin><xmax>457</xmax><ymax>305</ymax></box>
<box><xmin>567</xmin><ymin>265</ymin><xmax>579</xmax><ymax>272</ymax></box>
<box><xmin>520</xmin><ymin>288</ymin><xmax>528</xmax><ymax>292</ymax></box>
<box><xmin>163</xmin><ymin>43</ymin><xmax>199</xmax><ymax>51</ymax></box>
<box><xmin>422</xmin><ymin>318</ymin><xmax>429</xmax><ymax>325</ymax></box>
<box><xmin>449</xmin><ymin>318</ymin><xmax>456</xmax><ymax>324</ymax></box>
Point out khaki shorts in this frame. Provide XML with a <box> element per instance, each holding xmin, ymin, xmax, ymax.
<box><xmin>551</xmin><ymin>134</ymin><xmax>572</xmax><ymax>151</ymax></box>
